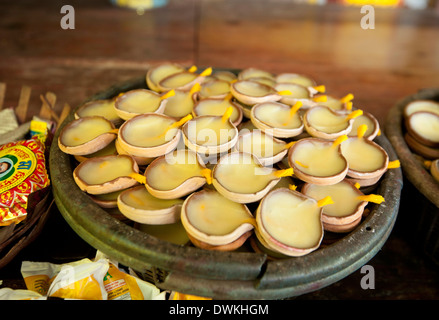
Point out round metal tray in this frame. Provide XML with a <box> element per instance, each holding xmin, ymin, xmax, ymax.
<box><xmin>49</xmin><ymin>73</ymin><xmax>403</xmax><ymax>299</ymax></box>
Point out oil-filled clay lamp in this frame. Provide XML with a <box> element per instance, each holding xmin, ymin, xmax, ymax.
<box><xmin>230</xmin><ymin>80</ymin><xmax>286</xmax><ymax>106</ymax></box>
<box><xmin>197</xmin><ymin>78</ymin><xmax>231</xmax><ymax>100</ymax></box>
<box><xmin>162</xmin><ymin>83</ymin><xmax>200</xmax><ymax>120</ymax></box>
<box><xmin>347</xmin><ymin>111</ymin><xmax>380</xmax><ymax>141</ymax></box>
<box><xmin>340</xmin><ymin>125</ymin><xmax>394</xmax><ymax>186</ymax></box>
<box><xmin>144</xmin><ymin>149</ymin><xmax>211</xmax><ymax>200</ymax></box>
<box><xmin>118</xmin><ymin>113</ymin><xmax>191</xmax><ymax>158</ymax></box>
<box><xmin>75</xmin><ymin>99</ymin><xmax>122</xmax><ymax>126</ymax></box>
<box><xmin>238</xmin><ymin>68</ymin><xmax>275</xmax><ymax>82</ymax></box>
<box><xmin>302</xmin><ymin>180</ymin><xmax>385</xmax><ymax>233</ymax></box>
<box><xmin>58</xmin><ymin>116</ymin><xmax>118</xmax><ymax>156</ymax></box>
<box><xmin>288</xmin><ymin>136</ymin><xmax>348</xmax><ymax>185</ymax></box>
<box><xmin>255</xmin><ymin>188</ymin><xmax>330</xmax><ymax>257</ymax></box>
<box><xmin>181</xmin><ymin>189</ymin><xmax>255</xmax><ymax>251</ymax></box>
<box><xmin>250</xmin><ymin>101</ymin><xmax>304</xmax><ymax>138</ymax></box>
<box><xmin>114</xmin><ymin>88</ymin><xmax>174</xmax><ymax>121</ymax></box>
<box><xmin>212</xmin><ymin>152</ymin><xmax>294</xmax><ymax>203</ymax></box>
<box><xmin>73</xmin><ymin>154</ymin><xmax>142</xmax><ymax>195</ymax></box>
<box><xmin>405</xmin><ymin>111</ymin><xmax>439</xmax><ymax>148</ymax></box>
<box><xmin>303</xmin><ymin>105</ymin><xmax>363</xmax><ymax>140</ymax></box>
<box><xmin>403</xmin><ymin>100</ymin><xmax>439</xmax><ymax>119</ymax></box>
<box><xmin>117</xmin><ymin>185</ymin><xmax>184</xmax><ymax>225</ymax></box>
<box><xmin>192</xmin><ymin>96</ymin><xmax>243</xmax><ymax>127</ymax></box>
<box><xmin>273</xmin><ymin>82</ymin><xmax>315</xmax><ymax>107</ymax></box>
<box><xmin>212</xmin><ymin>70</ymin><xmax>237</xmax><ymax>83</ymax></box>
<box><xmin>275</xmin><ymin>73</ymin><xmax>323</xmax><ymax>94</ymax></box>
<box><xmin>146</xmin><ymin>62</ymin><xmax>185</xmax><ymax>93</ymax></box>
<box><xmin>404</xmin><ymin>132</ymin><xmax>439</xmax><ymax>160</ymax></box>
<box><xmin>182</xmin><ymin>107</ymin><xmax>238</xmax><ymax>155</ymax></box>
<box><xmin>234</xmin><ymin>130</ymin><xmax>295</xmax><ymax>166</ymax></box>
<box><xmin>157</xmin><ymin>66</ymin><xmax>212</xmax><ymax>92</ymax></box>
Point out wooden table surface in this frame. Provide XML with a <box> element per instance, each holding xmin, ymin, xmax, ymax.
<box><xmin>1</xmin><ymin>0</ymin><xmax>439</xmax><ymax>300</ymax></box>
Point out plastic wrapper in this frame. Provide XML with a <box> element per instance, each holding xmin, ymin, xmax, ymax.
<box><xmin>19</xmin><ymin>252</ymin><xmax>166</xmax><ymax>300</ymax></box>
<box><xmin>0</xmin><ymin>136</ymin><xmax>50</xmax><ymax>226</ymax></box>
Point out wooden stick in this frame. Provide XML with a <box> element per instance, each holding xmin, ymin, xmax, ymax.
<box><xmin>39</xmin><ymin>92</ymin><xmax>57</xmax><ymax>120</ymax></box>
<box><xmin>15</xmin><ymin>86</ymin><xmax>31</xmax><ymax>124</ymax></box>
<box><xmin>39</xmin><ymin>94</ymin><xmax>60</xmax><ymax>123</ymax></box>
<box><xmin>58</xmin><ymin>103</ymin><xmax>71</xmax><ymax>126</ymax></box>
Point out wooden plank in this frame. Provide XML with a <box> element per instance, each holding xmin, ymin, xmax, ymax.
<box><xmin>15</xmin><ymin>86</ymin><xmax>31</xmax><ymax>124</ymax></box>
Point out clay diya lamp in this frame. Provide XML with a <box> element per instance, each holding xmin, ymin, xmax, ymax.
<box><xmin>211</xmin><ymin>70</ymin><xmax>237</xmax><ymax>83</ymax></box>
<box><xmin>273</xmin><ymin>82</ymin><xmax>313</xmax><ymax>107</ymax></box>
<box><xmin>302</xmin><ymin>180</ymin><xmax>385</xmax><ymax>233</ymax></box>
<box><xmin>250</xmin><ymin>101</ymin><xmax>304</xmax><ymax>138</ymax></box>
<box><xmin>212</xmin><ymin>152</ymin><xmax>294</xmax><ymax>204</ymax></box>
<box><xmin>118</xmin><ymin>113</ymin><xmax>191</xmax><ymax>158</ymax></box>
<box><xmin>75</xmin><ymin>98</ymin><xmax>122</xmax><ymax>126</ymax></box>
<box><xmin>230</xmin><ymin>80</ymin><xmax>285</xmax><ymax>106</ymax></box>
<box><xmin>182</xmin><ymin>107</ymin><xmax>239</xmax><ymax>155</ymax></box>
<box><xmin>58</xmin><ymin>116</ymin><xmax>118</xmax><ymax>156</ymax></box>
<box><xmin>114</xmin><ymin>88</ymin><xmax>174</xmax><ymax>121</ymax></box>
<box><xmin>146</xmin><ymin>62</ymin><xmax>185</xmax><ymax>92</ymax></box>
<box><xmin>73</xmin><ymin>154</ymin><xmax>142</xmax><ymax>195</ymax></box>
<box><xmin>181</xmin><ymin>189</ymin><xmax>255</xmax><ymax>251</ymax></box>
<box><xmin>144</xmin><ymin>149</ymin><xmax>212</xmax><ymax>199</ymax></box>
<box><xmin>162</xmin><ymin>83</ymin><xmax>200</xmax><ymax>119</ymax></box>
<box><xmin>404</xmin><ymin>132</ymin><xmax>439</xmax><ymax>160</ymax></box>
<box><xmin>157</xmin><ymin>67</ymin><xmax>212</xmax><ymax>92</ymax></box>
<box><xmin>238</xmin><ymin>67</ymin><xmax>275</xmax><ymax>82</ymax></box>
<box><xmin>403</xmin><ymin>100</ymin><xmax>439</xmax><ymax>119</ymax></box>
<box><xmin>288</xmin><ymin>136</ymin><xmax>349</xmax><ymax>185</ymax></box>
<box><xmin>117</xmin><ymin>185</ymin><xmax>184</xmax><ymax>225</ymax></box>
<box><xmin>255</xmin><ymin>188</ymin><xmax>330</xmax><ymax>257</ymax></box>
<box><xmin>347</xmin><ymin>111</ymin><xmax>380</xmax><ymax>141</ymax></box>
<box><xmin>192</xmin><ymin>96</ymin><xmax>243</xmax><ymax>127</ymax></box>
<box><xmin>136</xmin><ymin>220</ymin><xmax>190</xmax><ymax>245</ymax></box>
<box><xmin>340</xmin><ymin>124</ymin><xmax>390</xmax><ymax>186</ymax></box>
<box><xmin>197</xmin><ymin>78</ymin><xmax>231</xmax><ymax>100</ymax></box>
<box><xmin>405</xmin><ymin>111</ymin><xmax>439</xmax><ymax>148</ymax></box>
<box><xmin>234</xmin><ymin>130</ymin><xmax>295</xmax><ymax>166</ymax></box>
<box><xmin>275</xmin><ymin>73</ymin><xmax>321</xmax><ymax>92</ymax></box>
<box><xmin>303</xmin><ymin>105</ymin><xmax>363</xmax><ymax>140</ymax></box>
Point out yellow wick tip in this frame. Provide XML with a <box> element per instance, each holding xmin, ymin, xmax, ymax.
<box><xmin>288</xmin><ymin>184</ymin><xmax>297</xmax><ymax>191</ymax></box>
<box><xmin>275</xmin><ymin>168</ymin><xmax>294</xmax><ymax>178</ymax></box>
<box><xmin>161</xmin><ymin>89</ymin><xmax>175</xmax><ymax>100</ymax></box>
<box><xmin>200</xmin><ymin>67</ymin><xmax>213</xmax><ymax>77</ymax></box>
<box><xmin>313</xmin><ymin>95</ymin><xmax>327</xmax><ymax>102</ymax></box>
<box><xmin>346</xmin><ymin>109</ymin><xmax>363</xmax><ymax>121</ymax></box>
<box><xmin>200</xmin><ymin>168</ymin><xmax>212</xmax><ymax>184</ymax></box>
<box><xmin>357</xmin><ymin>124</ymin><xmax>368</xmax><ymax>139</ymax></box>
<box><xmin>332</xmin><ymin>135</ymin><xmax>348</xmax><ymax>148</ymax></box>
<box><xmin>278</xmin><ymin>90</ymin><xmax>292</xmax><ymax>96</ymax></box>
<box><xmin>284</xmin><ymin>141</ymin><xmax>296</xmax><ymax>150</ymax></box>
<box><xmin>188</xmin><ymin>65</ymin><xmax>197</xmax><ymax>73</ymax></box>
<box><xmin>387</xmin><ymin>160</ymin><xmax>400</xmax><ymax>169</ymax></box>
<box><xmin>221</xmin><ymin>106</ymin><xmax>234</xmax><ymax>123</ymax></box>
<box><xmin>130</xmin><ymin>173</ymin><xmax>146</xmax><ymax>185</ymax></box>
<box><xmin>341</xmin><ymin>93</ymin><xmax>354</xmax><ymax>103</ymax></box>
<box><xmin>358</xmin><ymin>194</ymin><xmax>385</xmax><ymax>204</ymax></box>
<box><xmin>313</xmin><ymin>85</ymin><xmax>326</xmax><ymax>93</ymax></box>
<box><xmin>190</xmin><ymin>82</ymin><xmax>201</xmax><ymax>95</ymax></box>
<box><xmin>354</xmin><ymin>182</ymin><xmax>361</xmax><ymax>189</ymax></box>
<box><xmin>317</xmin><ymin>196</ymin><xmax>334</xmax><ymax>207</ymax></box>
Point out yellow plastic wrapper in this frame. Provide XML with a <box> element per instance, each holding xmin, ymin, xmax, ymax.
<box><xmin>0</xmin><ymin>136</ymin><xmax>50</xmax><ymax>226</ymax></box>
<box><xmin>20</xmin><ymin>253</ymin><xmax>166</xmax><ymax>300</ymax></box>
